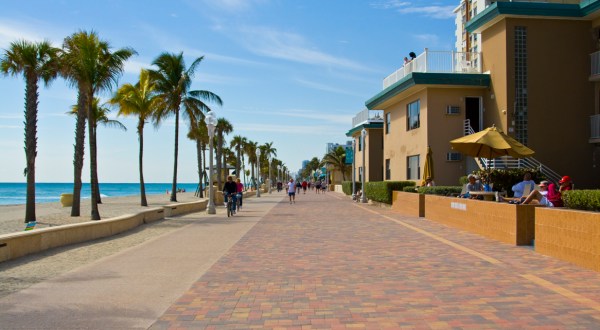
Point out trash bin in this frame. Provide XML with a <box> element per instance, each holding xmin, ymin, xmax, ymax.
<box><xmin>60</xmin><ymin>193</ymin><xmax>73</xmax><ymax>207</ymax></box>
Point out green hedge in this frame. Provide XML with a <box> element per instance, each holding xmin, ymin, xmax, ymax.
<box><xmin>403</xmin><ymin>186</ymin><xmax>418</xmax><ymax>193</ymax></box>
<box><xmin>364</xmin><ymin>181</ymin><xmax>416</xmax><ymax>204</ymax></box>
<box><xmin>417</xmin><ymin>186</ymin><xmax>463</xmax><ymax>196</ymax></box>
<box><xmin>342</xmin><ymin>181</ymin><xmax>362</xmax><ymax>196</ymax></box>
<box><xmin>562</xmin><ymin>190</ymin><xmax>600</xmax><ymax>212</ymax></box>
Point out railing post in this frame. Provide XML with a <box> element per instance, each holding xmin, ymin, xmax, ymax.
<box><xmin>451</xmin><ymin>50</ymin><xmax>455</xmax><ymax>72</ymax></box>
<box><xmin>424</xmin><ymin>48</ymin><xmax>428</xmax><ymax>72</ymax></box>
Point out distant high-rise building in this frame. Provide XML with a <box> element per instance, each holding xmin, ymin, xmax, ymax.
<box><xmin>326</xmin><ymin>141</ymin><xmax>352</xmax><ymax>154</ymax></box>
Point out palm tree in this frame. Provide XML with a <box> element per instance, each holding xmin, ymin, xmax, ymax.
<box><xmin>230</xmin><ymin>135</ymin><xmax>246</xmax><ymax>180</ymax></box>
<box><xmin>260</xmin><ymin>142</ymin><xmax>277</xmax><ymax>183</ymax></box>
<box><xmin>244</xmin><ymin>140</ymin><xmax>258</xmax><ymax>189</ymax></box>
<box><xmin>187</xmin><ymin>118</ymin><xmax>209</xmax><ymax>198</ymax></box>
<box><xmin>322</xmin><ymin>146</ymin><xmax>350</xmax><ymax>181</ymax></box>
<box><xmin>1</xmin><ymin>40</ymin><xmax>60</xmax><ymax>223</ymax></box>
<box><xmin>69</xmin><ymin>98</ymin><xmax>127</xmax><ymax>204</ymax></box>
<box><xmin>62</xmin><ymin>30</ymin><xmax>135</xmax><ymax>219</ymax></box>
<box><xmin>149</xmin><ymin>52</ymin><xmax>222</xmax><ymax>202</ymax></box>
<box><xmin>111</xmin><ymin>69</ymin><xmax>160</xmax><ymax>206</ymax></box>
<box><xmin>215</xmin><ymin>118</ymin><xmax>233</xmax><ymax>190</ymax></box>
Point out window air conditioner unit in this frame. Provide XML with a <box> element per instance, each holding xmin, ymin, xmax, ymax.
<box><xmin>446</xmin><ymin>106</ymin><xmax>460</xmax><ymax>115</ymax></box>
<box><xmin>447</xmin><ymin>152</ymin><xmax>462</xmax><ymax>161</ymax></box>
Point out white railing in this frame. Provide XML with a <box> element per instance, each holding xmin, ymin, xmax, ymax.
<box><xmin>383</xmin><ymin>49</ymin><xmax>482</xmax><ymax>90</ymax></box>
<box><xmin>591</xmin><ymin>51</ymin><xmax>600</xmax><ymax>77</ymax></box>
<box><xmin>462</xmin><ymin>120</ymin><xmax>562</xmax><ymax>183</ymax></box>
<box><xmin>592</xmin><ymin>114</ymin><xmax>600</xmax><ymax>139</ymax></box>
<box><xmin>352</xmin><ymin>109</ymin><xmax>384</xmax><ymax>127</ymax></box>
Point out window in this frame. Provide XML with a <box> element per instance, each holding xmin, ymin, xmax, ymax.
<box><xmin>407</xmin><ymin>155</ymin><xmax>420</xmax><ymax>180</ymax></box>
<box><xmin>407</xmin><ymin>100</ymin><xmax>420</xmax><ymax>130</ymax></box>
<box><xmin>358</xmin><ymin>136</ymin><xmax>362</xmax><ymax>151</ymax></box>
<box><xmin>446</xmin><ymin>152</ymin><xmax>462</xmax><ymax>161</ymax></box>
<box><xmin>385</xmin><ymin>159</ymin><xmax>391</xmax><ymax>180</ymax></box>
<box><xmin>446</xmin><ymin>106</ymin><xmax>460</xmax><ymax>115</ymax></box>
<box><xmin>385</xmin><ymin>112</ymin><xmax>391</xmax><ymax>134</ymax></box>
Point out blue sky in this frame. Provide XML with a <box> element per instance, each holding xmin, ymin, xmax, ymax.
<box><xmin>0</xmin><ymin>0</ymin><xmax>458</xmax><ymax>183</ymax></box>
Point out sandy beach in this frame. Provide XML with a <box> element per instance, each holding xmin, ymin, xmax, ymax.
<box><xmin>0</xmin><ymin>192</ymin><xmax>215</xmax><ymax>298</ymax></box>
<box><xmin>0</xmin><ymin>193</ymin><xmax>204</xmax><ymax>236</ymax></box>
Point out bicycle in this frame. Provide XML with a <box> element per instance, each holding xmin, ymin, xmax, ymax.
<box><xmin>225</xmin><ymin>193</ymin><xmax>236</xmax><ymax>217</ymax></box>
<box><xmin>236</xmin><ymin>193</ymin><xmax>242</xmax><ymax>211</ymax></box>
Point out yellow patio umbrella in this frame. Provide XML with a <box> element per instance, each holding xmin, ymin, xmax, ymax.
<box><xmin>450</xmin><ymin>125</ymin><xmax>535</xmax><ymax>159</ymax></box>
<box><xmin>421</xmin><ymin>146</ymin><xmax>434</xmax><ymax>186</ymax></box>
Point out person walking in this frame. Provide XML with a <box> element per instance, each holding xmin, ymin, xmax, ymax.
<box><xmin>287</xmin><ymin>178</ymin><xmax>296</xmax><ymax>204</ymax></box>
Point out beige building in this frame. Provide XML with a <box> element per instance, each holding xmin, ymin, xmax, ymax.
<box><xmin>346</xmin><ymin>109</ymin><xmax>384</xmax><ymax>183</ymax></box>
<box><xmin>361</xmin><ymin>0</ymin><xmax>600</xmax><ymax>188</ymax></box>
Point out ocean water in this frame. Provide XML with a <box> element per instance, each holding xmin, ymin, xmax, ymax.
<box><xmin>0</xmin><ymin>182</ymin><xmax>201</xmax><ymax>205</ymax></box>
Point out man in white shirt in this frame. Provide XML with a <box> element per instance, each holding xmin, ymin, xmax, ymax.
<box><xmin>512</xmin><ymin>172</ymin><xmax>535</xmax><ymax>198</ymax></box>
<box><xmin>287</xmin><ymin>178</ymin><xmax>296</xmax><ymax>204</ymax></box>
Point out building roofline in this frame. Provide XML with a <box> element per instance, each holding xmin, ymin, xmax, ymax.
<box><xmin>365</xmin><ymin>72</ymin><xmax>490</xmax><ymax>110</ymax></box>
<box><xmin>345</xmin><ymin>123</ymin><xmax>383</xmax><ymax>137</ymax></box>
<box><xmin>466</xmin><ymin>1</ymin><xmax>597</xmax><ymax>33</ymax></box>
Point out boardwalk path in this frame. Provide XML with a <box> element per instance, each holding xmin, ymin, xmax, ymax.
<box><xmin>2</xmin><ymin>190</ymin><xmax>600</xmax><ymax>329</ymax></box>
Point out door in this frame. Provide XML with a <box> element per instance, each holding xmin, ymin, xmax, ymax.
<box><xmin>465</xmin><ymin>97</ymin><xmax>482</xmax><ymax>132</ymax></box>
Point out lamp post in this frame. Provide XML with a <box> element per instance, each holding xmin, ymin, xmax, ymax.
<box><xmin>361</xmin><ymin>128</ymin><xmax>367</xmax><ymax>203</ymax></box>
<box><xmin>256</xmin><ymin>148</ymin><xmax>261</xmax><ymax>197</ymax></box>
<box><xmin>267</xmin><ymin>155</ymin><xmax>272</xmax><ymax>194</ymax></box>
<box><xmin>352</xmin><ymin>139</ymin><xmax>356</xmax><ymax>200</ymax></box>
<box><xmin>206</xmin><ymin>111</ymin><xmax>217</xmax><ymax>214</ymax></box>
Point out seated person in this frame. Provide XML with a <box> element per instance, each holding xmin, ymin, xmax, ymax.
<box><xmin>424</xmin><ymin>177</ymin><xmax>435</xmax><ymax>187</ymax></box>
<box><xmin>461</xmin><ymin>174</ymin><xmax>483</xmax><ymax>198</ymax></box>
<box><xmin>519</xmin><ymin>180</ymin><xmax>553</xmax><ymax>207</ymax></box>
<box><xmin>512</xmin><ymin>172</ymin><xmax>536</xmax><ymax>199</ymax></box>
<box><xmin>547</xmin><ymin>175</ymin><xmax>572</xmax><ymax>207</ymax></box>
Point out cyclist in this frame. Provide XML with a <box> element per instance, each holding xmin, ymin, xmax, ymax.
<box><xmin>222</xmin><ymin>176</ymin><xmax>238</xmax><ymax>214</ymax></box>
<box><xmin>235</xmin><ymin>177</ymin><xmax>244</xmax><ymax>210</ymax></box>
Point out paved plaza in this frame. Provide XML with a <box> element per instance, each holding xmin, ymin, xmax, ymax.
<box><xmin>2</xmin><ymin>191</ymin><xmax>600</xmax><ymax>329</ymax></box>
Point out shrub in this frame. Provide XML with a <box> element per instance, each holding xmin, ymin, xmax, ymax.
<box><xmin>364</xmin><ymin>181</ymin><xmax>416</xmax><ymax>204</ymax></box>
<box><xmin>562</xmin><ymin>190</ymin><xmax>600</xmax><ymax>212</ymax></box>
<box><xmin>472</xmin><ymin>168</ymin><xmax>546</xmax><ymax>197</ymax></box>
<box><xmin>417</xmin><ymin>186</ymin><xmax>463</xmax><ymax>196</ymax></box>
<box><xmin>342</xmin><ymin>181</ymin><xmax>361</xmax><ymax>196</ymax></box>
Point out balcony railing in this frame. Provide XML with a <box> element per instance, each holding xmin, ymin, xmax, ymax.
<box><xmin>591</xmin><ymin>51</ymin><xmax>600</xmax><ymax>78</ymax></box>
<box><xmin>591</xmin><ymin>114</ymin><xmax>600</xmax><ymax>139</ymax></box>
<box><xmin>383</xmin><ymin>49</ymin><xmax>482</xmax><ymax>90</ymax></box>
<box><xmin>352</xmin><ymin>109</ymin><xmax>384</xmax><ymax>127</ymax></box>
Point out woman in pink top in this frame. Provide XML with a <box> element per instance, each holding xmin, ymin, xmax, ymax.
<box><xmin>236</xmin><ymin>178</ymin><xmax>244</xmax><ymax>209</ymax></box>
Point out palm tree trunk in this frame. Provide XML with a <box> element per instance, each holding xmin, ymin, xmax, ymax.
<box><xmin>88</xmin><ymin>95</ymin><xmax>101</xmax><ymax>220</ymax></box>
<box><xmin>201</xmin><ymin>141</ymin><xmax>206</xmax><ymax>198</ymax></box>
<box><xmin>71</xmin><ymin>90</ymin><xmax>87</xmax><ymax>217</ymax></box>
<box><xmin>93</xmin><ymin>123</ymin><xmax>102</xmax><ymax>204</ymax></box>
<box><xmin>236</xmin><ymin>147</ymin><xmax>241</xmax><ymax>180</ymax></box>
<box><xmin>24</xmin><ymin>76</ymin><xmax>38</xmax><ymax>223</ymax></box>
<box><xmin>196</xmin><ymin>139</ymin><xmax>204</xmax><ymax>198</ymax></box>
<box><xmin>216</xmin><ymin>136</ymin><xmax>222</xmax><ymax>191</ymax></box>
<box><xmin>171</xmin><ymin>108</ymin><xmax>179</xmax><ymax>202</ymax></box>
<box><xmin>139</xmin><ymin>120</ymin><xmax>148</xmax><ymax>206</ymax></box>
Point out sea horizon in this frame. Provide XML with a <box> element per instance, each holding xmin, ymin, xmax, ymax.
<box><xmin>0</xmin><ymin>182</ymin><xmax>203</xmax><ymax>206</ymax></box>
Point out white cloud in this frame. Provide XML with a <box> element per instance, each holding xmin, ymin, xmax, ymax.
<box><xmin>191</xmin><ymin>0</ymin><xmax>268</xmax><ymax>13</ymax></box>
<box><xmin>0</xmin><ymin>18</ymin><xmax>65</xmax><ymax>49</ymax></box>
<box><xmin>294</xmin><ymin>78</ymin><xmax>358</xmax><ymax>97</ymax></box>
<box><xmin>234</xmin><ymin>26</ymin><xmax>370</xmax><ymax>71</ymax></box>
<box><xmin>234</xmin><ymin>123</ymin><xmax>341</xmax><ymax>135</ymax></box>
<box><xmin>229</xmin><ymin>108</ymin><xmax>352</xmax><ymax>126</ymax></box>
<box><xmin>371</xmin><ymin>1</ymin><xmax>455</xmax><ymax>19</ymax></box>
<box><xmin>414</xmin><ymin>34</ymin><xmax>440</xmax><ymax>45</ymax></box>
<box><xmin>0</xmin><ymin>124</ymin><xmax>21</xmax><ymax>129</ymax></box>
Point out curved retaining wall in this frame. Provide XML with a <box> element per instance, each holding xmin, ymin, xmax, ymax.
<box><xmin>0</xmin><ymin>198</ymin><xmax>213</xmax><ymax>263</ymax></box>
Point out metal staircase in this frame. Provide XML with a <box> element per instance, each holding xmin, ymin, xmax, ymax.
<box><xmin>463</xmin><ymin>120</ymin><xmax>563</xmax><ymax>184</ymax></box>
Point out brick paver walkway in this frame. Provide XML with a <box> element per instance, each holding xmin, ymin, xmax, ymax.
<box><xmin>151</xmin><ymin>190</ymin><xmax>600</xmax><ymax>329</ymax></box>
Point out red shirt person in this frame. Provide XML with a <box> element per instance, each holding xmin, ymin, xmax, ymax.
<box><xmin>548</xmin><ymin>175</ymin><xmax>572</xmax><ymax>207</ymax></box>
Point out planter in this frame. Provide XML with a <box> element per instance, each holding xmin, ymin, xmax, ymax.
<box><xmin>424</xmin><ymin>195</ymin><xmax>537</xmax><ymax>245</ymax></box>
<box><xmin>60</xmin><ymin>193</ymin><xmax>73</xmax><ymax>207</ymax></box>
<box><xmin>392</xmin><ymin>191</ymin><xmax>424</xmax><ymax>217</ymax></box>
<box><xmin>535</xmin><ymin>207</ymin><xmax>600</xmax><ymax>272</ymax></box>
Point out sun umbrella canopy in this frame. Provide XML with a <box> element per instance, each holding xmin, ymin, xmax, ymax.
<box><xmin>450</xmin><ymin>126</ymin><xmax>535</xmax><ymax>159</ymax></box>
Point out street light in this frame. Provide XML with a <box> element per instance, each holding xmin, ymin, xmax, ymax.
<box><xmin>352</xmin><ymin>139</ymin><xmax>356</xmax><ymax>200</ymax></box>
<box><xmin>206</xmin><ymin>111</ymin><xmax>217</xmax><ymax>214</ymax></box>
<box><xmin>267</xmin><ymin>155</ymin><xmax>272</xmax><ymax>194</ymax></box>
<box><xmin>361</xmin><ymin>128</ymin><xmax>367</xmax><ymax>203</ymax></box>
<box><xmin>256</xmin><ymin>148</ymin><xmax>261</xmax><ymax>198</ymax></box>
